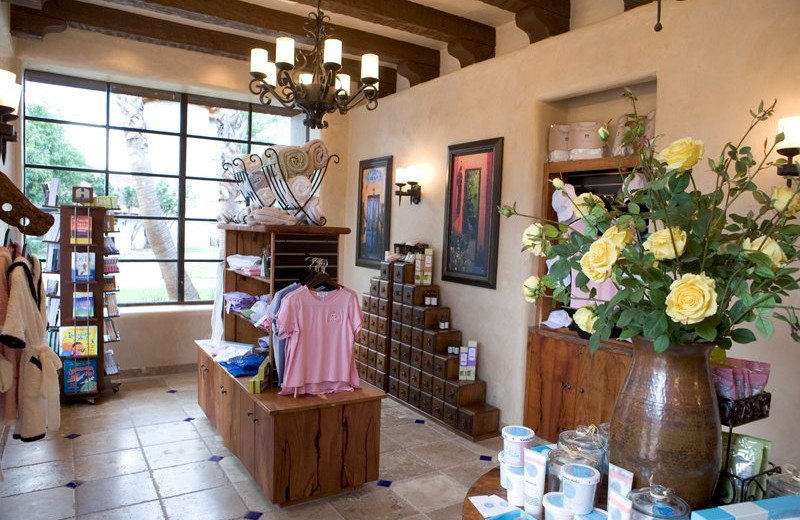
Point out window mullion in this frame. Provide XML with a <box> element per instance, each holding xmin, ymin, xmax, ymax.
<box><xmin>177</xmin><ymin>94</ymin><xmax>189</xmax><ymax>303</ymax></box>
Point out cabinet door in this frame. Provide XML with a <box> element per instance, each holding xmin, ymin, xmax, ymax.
<box><xmin>216</xmin><ymin>370</ymin><xmax>234</xmax><ymax>448</ymax></box>
<box><xmin>524</xmin><ymin>332</ymin><xmax>580</xmax><ymax>442</ymax></box>
<box><xmin>573</xmin><ymin>344</ymin><xmax>631</xmax><ymax>427</ymax></box>
<box><xmin>197</xmin><ymin>350</ymin><xmax>212</xmax><ymax>419</ymax></box>
<box><xmin>252</xmin><ymin>405</ymin><xmax>275</xmax><ymax>503</ymax></box>
<box><xmin>201</xmin><ymin>353</ymin><xmax>219</xmax><ymax>427</ymax></box>
<box><xmin>234</xmin><ymin>385</ymin><xmax>256</xmax><ymax>474</ymax></box>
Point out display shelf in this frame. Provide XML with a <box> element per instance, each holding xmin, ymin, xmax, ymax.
<box><xmin>718</xmin><ymin>392</ymin><xmax>771</xmax><ymax>427</ymax></box>
<box><xmin>226</xmin><ymin>268</ymin><xmax>270</xmax><ymax>285</ymax></box>
<box><xmin>231</xmin><ymin>310</ymin><xmax>269</xmax><ymax>332</ymax></box>
<box><xmin>544</xmin><ymin>156</ymin><xmax>639</xmax><ymax>174</ymax></box>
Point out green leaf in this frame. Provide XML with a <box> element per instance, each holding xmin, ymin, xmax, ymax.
<box><xmin>730</xmin><ymin>328</ymin><xmax>757</xmax><ymax>344</ymax></box>
<box><xmin>653</xmin><ymin>335</ymin><xmax>670</xmax><ymax>353</ymax></box>
<box><xmin>543</xmin><ymin>224</ymin><xmax>560</xmax><ymax>238</ymax></box>
<box><xmin>589</xmin><ymin>333</ymin><xmax>600</xmax><ymax>352</ymax></box>
<box><xmin>755</xmin><ymin>316</ymin><xmax>774</xmax><ymax>339</ymax></box>
<box><xmin>717</xmin><ymin>337</ymin><xmax>732</xmax><ymax>350</ymax></box>
<box><xmin>643</xmin><ymin>312</ymin><xmax>668</xmax><ymax>338</ymax></box>
<box><xmin>628</xmin><ymin>202</ymin><xmax>640</xmax><ymax>215</ymax></box>
<box><xmin>695</xmin><ymin>318</ymin><xmax>718</xmax><ymax>342</ymax></box>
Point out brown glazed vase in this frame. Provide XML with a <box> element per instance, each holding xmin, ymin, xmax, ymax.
<box><xmin>609</xmin><ymin>337</ymin><xmax>721</xmax><ymax>509</ymax></box>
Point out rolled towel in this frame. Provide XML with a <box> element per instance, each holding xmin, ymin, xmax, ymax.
<box><xmin>249</xmin><ymin>206</ymin><xmax>299</xmax><ymax>225</ymax></box>
<box><xmin>239</xmin><ymin>154</ymin><xmax>264</xmax><ymax>174</ymax></box>
<box><xmin>304</xmin><ymin>196</ymin><xmax>326</xmax><ymax>225</ymax></box>
<box><xmin>304</xmin><ymin>139</ymin><xmax>330</xmax><ymax>171</ymax></box>
<box><xmin>287</xmin><ymin>176</ymin><xmax>314</xmax><ymax>207</ymax></box>
<box><xmin>256</xmin><ymin>187</ymin><xmax>276</xmax><ymax>207</ymax></box>
<box><xmin>263</xmin><ymin>146</ymin><xmax>310</xmax><ymax>178</ymax></box>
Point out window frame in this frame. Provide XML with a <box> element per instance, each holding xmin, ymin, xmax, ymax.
<box><xmin>23</xmin><ymin>70</ymin><xmax>304</xmax><ymax>306</ymax></box>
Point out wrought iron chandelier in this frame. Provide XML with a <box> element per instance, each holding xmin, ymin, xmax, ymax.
<box><xmin>248</xmin><ymin>1</ymin><xmax>379</xmax><ymax>129</ymax></box>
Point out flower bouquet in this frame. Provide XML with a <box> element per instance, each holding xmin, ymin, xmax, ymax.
<box><xmin>501</xmin><ymin>89</ymin><xmax>800</xmax><ymax>353</ymax></box>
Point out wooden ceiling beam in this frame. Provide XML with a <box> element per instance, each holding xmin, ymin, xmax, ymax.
<box><xmin>89</xmin><ymin>0</ymin><xmax>439</xmax><ymax>71</ymax></box>
<box><xmin>9</xmin><ymin>1</ymin><xmax>398</xmax><ymax>96</ymax></box>
<box><xmin>290</xmin><ymin>0</ymin><xmax>495</xmax><ymax>48</ymax></box>
<box><xmin>475</xmin><ymin>0</ymin><xmax>569</xmax><ymax>42</ymax></box>
<box><xmin>475</xmin><ymin>0</ymin><xmax>569</xmax><ymax>18</ymax></box>
<box><xmin>624</xmin><ymin>0</ymin><xmax>656</xmax><ymax>10</ymax></box>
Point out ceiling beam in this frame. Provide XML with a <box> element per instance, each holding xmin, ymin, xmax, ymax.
<box><xmin>624</xmin><ymin>0</ymin><xmax>656</xmax><ymax>10</ymax></box>
<box><xmin>9</xmin><ymin>1</ymin><xmax>398</xmax><ymax>96</ymax></box>
<box><xmin>290</xmin><ymin>0</ymin><xmax>495</xmax><ymax>47</ymax></box>
<box><xmin>88</xmin><ymin>0</ymin><xmax>439</xmax><ymax>72</ymax></box>
<box><xmin>475</xmin><ymin>0</ymin><xmax>569</xmax><ymax>18</ymax></box>
<box><xmin>475</xmin><ymin>0</ymin><xmax>569</xmax><ymax>43</ymax></box>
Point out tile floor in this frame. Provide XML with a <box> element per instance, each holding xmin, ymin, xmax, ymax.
<box><xmin>0</xmin><ymin>371</ymin><xmax>503</xmax><ymax>520</ymax></box>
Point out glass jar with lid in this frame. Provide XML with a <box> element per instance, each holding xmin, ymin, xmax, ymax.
<box><xmin>559</xmin><ymin>425</ymin><xmax>608</xmax><ymax>472</ymax></box>
<box><xmin>628</xmin><ymin>484</ymin><xmax>690</xmax><ymax>520</ymax></box>
<box><xmin>545</xmin><ymin>447</ymin><xmax>601</xmax><ymax>494</ymax></box>
<box><xmin>766</xmin><ymin>465</ymin><xmax>800</xmax><ymax>497</ymax></box>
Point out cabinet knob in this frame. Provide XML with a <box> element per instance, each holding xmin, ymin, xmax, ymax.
<box><xmin>578</xmin><ymin>387</ymin><xmax>585</xmax><ymax>394</ymax></box>
<box><xmin>561</xmin><ymin>382</ymin><xmax>572</xmax><ymax>391</ymax></box>
<box><xmin>219</xmin><ymin>386</ymin><xmax>227</xmax><ymax>395</ymax></box>
<box><xmin>247</xmin><ymin>412</ymin><xmax>254</xmax><ymax>417</ymax></box>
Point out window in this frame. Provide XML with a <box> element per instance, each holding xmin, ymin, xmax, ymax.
<box><xmin>24</xmin><ymin>71</ymin><xmax>304</xmax><ymax>305</ymax></box>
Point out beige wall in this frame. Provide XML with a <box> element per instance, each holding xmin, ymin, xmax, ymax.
<box><xmin>341</xmin><ymin>0</ymin><xmax>800</xmax><ymax>466</ymax></box>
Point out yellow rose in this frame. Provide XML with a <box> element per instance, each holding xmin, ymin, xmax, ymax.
<box><xmin>522</xmin><ymin>275</ymin><xmax>543</xmax><ymax>303</ymax></box>
<box><xmin>656</xmin><ymin>137</ymin><xmax>704</xmax><ymax>172</ymax></box>
<box><xmin>522</xmin><ymin>223</ymin><xmax>547</xmax><ymax>257</ymax></box>
<box><xmin>643</xmin><ymin>227</ymin><xmax>687</xmax><ymax>260</ymax></box>
<box><xmin>665</xmin><ymin>273</ymin><xmax>718</xmax><ymax>325</ymax></box>
<box><xmin>573</xmin><ymin>192</ymin><xmax>606</xmax><ymax>217</ymax></box>
<box><xmin>579</xmin><ymin>238</ymin><xmax>618</xmax><ymax>283</ymax></box>
<box><xmin>573</xmin><ymin>306</ymin><xmax>598</xmax><ymax>334</ymax></box>
<box><xmin>602</xmin><ymin>225</ymin><xmax>635</xmax><ymax>251</ymax></box>
<box><xmin>743</xmin><ymin>236</ymin><xmax>787</xmax><ymax>268</ymax></box>
<box><xmin>770</xmin><ymin>185</ymin><xmax>800</xmax><ymax>216</ymax></box>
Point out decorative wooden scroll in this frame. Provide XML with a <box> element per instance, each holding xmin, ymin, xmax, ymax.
<box><xmin>0</xmin><ymin>171</ymin><xmax>55</xmax><ymax>236</ymax></box>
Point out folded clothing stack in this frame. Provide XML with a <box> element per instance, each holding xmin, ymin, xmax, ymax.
<box><xmin>226</xmin><ymin>254</ymin><xmax>261</xmax><ymax>271</ymax></box>
<box><xmin>223</xmin><ymin>291</ymin><xmax>258</xmax><ymax>312</ymax></box>
<box><xmin>246</xmin><ymin>207</ymin><xmax>299</xmax><ymax>226</ymax></box>
<box><xmin>219</xmin><ymin>352</ymin><xmax>266</xmax><ymax>377</ymax></box>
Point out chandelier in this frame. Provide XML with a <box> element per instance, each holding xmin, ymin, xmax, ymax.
<box><xmin>248</xmin><ymin>2</ymin><xmax>380</xmax><ymax>129</ymax></box>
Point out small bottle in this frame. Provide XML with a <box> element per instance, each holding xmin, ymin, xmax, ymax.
<box><xmin>429</xmin><ymin>291</ymin><xmax>438</xmax><ymax>307</ymax></box>
<box><xmin>424</xmin><ymin>291</ymin><xmax>432</xmax><ymax>306</ymax></box>
<box><xmin>439</xmin><ymin>319</ymin><xmax>449</xmax><ymax>331</ymax></box>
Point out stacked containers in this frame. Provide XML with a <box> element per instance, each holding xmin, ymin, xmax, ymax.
<box><xmin>546</xmin><ymin>448</ymin><xmax>601</xmax><ymax>496</ymax></box>
<box><xmin>628</xmin><ymin>486</ymin><xmax>690</xmax><ymax>520</ymax></box>
<box><xmin>542</xmin><ymin>464</ymin><xmax>602</xmax><ymax>520</ymax></box>
<box><xmin>502</xmin><ymin>425</ymin><xmax>536</xmax><ymax>507</ymax></box>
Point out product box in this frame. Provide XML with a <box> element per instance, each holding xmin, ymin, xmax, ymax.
<box><xmin>422</xmin><ymin>248</ymin><xmax>433</xmax><ymax>285</ymax></box>
<box><xmin>459</xmin><ymin>341</ymin><xmax>477</xmax><ymax>381</ymax></box>
<box><xmin>414</xmin><ymin>253</ymin><xmax>424</xmax><ymax>284</ymax></box>
<box><xmin>247</xmin><ymin>356</ymin><xmax>271</xmax><ymax>394</ymax></box>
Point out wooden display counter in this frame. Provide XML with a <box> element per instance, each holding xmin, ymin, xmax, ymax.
<box><xmin>463</xmin><ymin>467</ymin><xmax>502</xmax><ymax>520</ymax></box>
<box><xmin>196</xmin><ymin>341</ymin><xmax>385</xmax><ymax>506</ymax></box>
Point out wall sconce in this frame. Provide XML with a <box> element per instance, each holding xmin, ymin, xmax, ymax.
<box><xmin>777</xmin><ymin>116</ymin><xmax>800</xmax><ymax>183</ymax></box>
<box><xmin>395</xmin><ymin>167</ymin><xmax>421</xmax><ymax>205</ymax></box>
<box><xmin>0</xmin><ymin>69</ymin><xmax>21</xmax><ymax>164</ymax></box>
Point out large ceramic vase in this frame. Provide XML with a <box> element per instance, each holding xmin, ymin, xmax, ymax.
<box><xmin>609</xmin><ymin>337</ymin><xmax>721</xmax><ymax>509</ymax></box>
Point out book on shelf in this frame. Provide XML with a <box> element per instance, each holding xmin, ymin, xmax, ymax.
<box><xmin>104</xmin><ymin>214</ymin><xmax>116</xmax><ymax>233</ymax></box>
<box><xmin>73</xmin><ymin>291</ymin><xmax>94</xmax><ymax>319</ymax></box>
<box><xmin>46</xmin><ymin>297</ymin><xmax>60</xmax><ymax>328</ymax></box>
<box><xmin>104</xmin><ymin>348</ymin><xmax>119</xmax><ymax>376</ymax></box>
<box><xmin>45</xmin><ymin>243</ymin><xmax>60</xmax><ymax>272</ymax></box>
<box><xmin>47</xmin><ymin>328</ymin><xmax>60</xmax><ymax>355</ymax></box>
<box><xmin>103</xmin><ymin>292</ymin><xmax>119</xmax><ymax>317</ymax></box>
<box><xmin>59</xmin><ymin>325</ymin><xmax>98</xmax><ymax>357</ymax></box>
<box><xmin>71</xmin><ymin>252</ymin><xmax>95</xmax><ymax>282</ymax></box>
<box><xmin>45</xmin><ymin>279</ymin><xmax>59</xmax><ymax>297</ymax></box>
<box><xmin>103</xmin><ymin>257</ymin><xmax>119</xmax><ymax>274</ymax></box>
<box><xmin>103</xmin><ymin>275</ymin><xmax>118</xmax><ymax>293</ymax></box>
<box><xmin>104</xmin><ymin>236</ymin><xmax>119</xmax><ymax>255</ymax></box>
<box><xmin>42</xmin><ymin>214</ymin><xmax>61</xmax><ymax>242</ymax></box>
<box><xmin>104</xmin><ymin>317</ymin><xmax>120</xmax><ymax>342</ymax></box>
<box><xmin>63</xmin><ymin>358</ymin><xmax>98</xmax><ymax>394</ymax></box>
<box><xmin>42</xmin><ymin>178</ymin><xmax>59</xmax><ymax>207</ymax></box>
<box><xmin>70</xmin><ymin>214</ymin><xmax>92</xmax><ymax>245</ymax></box>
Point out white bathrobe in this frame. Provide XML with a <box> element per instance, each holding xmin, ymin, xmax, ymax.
<box><xmin>0</xmin><ymin>256</ymin><xmax>61</xmax><ymax>442</ymax></box>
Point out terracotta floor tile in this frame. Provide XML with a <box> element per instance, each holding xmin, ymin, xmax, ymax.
<box><xmin>136</xmin><ymin>420</ymin><xmax>199</xmax><ymax>447</ymax></box>
<box><xmin>152</xmin><ymin>460</ymin><xmax>227</xmax><ymax>498</ymax></box>
<box><xmin>0</xmin><ymin>459</ymin><xmax>74</xmax><ymax>497</ymax></box>
<box><xmin>72</xmin><ymin>428</ymin><xmax>140</xmax><ymax>458</ymax></box>
<box><xmin>75</xmin><ymin>448</ymin><xmax>147</xmax><ymax>482</ymax></box>
<box><xmin>0</xmin><ymin>486</ymin><xmax>75</xmax><ymax>520</ymax></box>
<box><xmin>407</xmin><ymin>440</ymin><xmax>482</xmax><ymax>470</ymax></box>
<box><xmin>75</xmin><ymin>471</ymin><xmax>158</xmax><ymax>515</ymax></box>
<box><xmin>382</xmin><ymin>422</ymin><xmax>446</xmax><ymax>447</ymax></box>
<box><xmin>427</xmin><ymin>502</ymin><xmax>463</xmax><ymax>520</ymax></box>
<box><xmin>76</xmin><ymin>500</ymin><xmax>165</xmax><ymax>520</ymax></box>
<box><xmin>2</xmin><ymin>437</ymin><xmax>74</xmax><ymax>468</ymax></box>
<box><xmin>142</xmin><ymin>438</ymin><xmax>211</xmax><ymax>470</ymax></box>
<box><xmin>162</xmin><ymin>484</ymin><xmax>248</xmax><ymax>520</ymax></box>
<box><xmin>329</xmin><ymin>485</ymin><xmax>417</xmax><ymax>520</ymax></box>
<box><xmin>379</xmin><ymin>449</ymin><xmax>436</xmax><ymax>483</ymax></box>
<box><xmin>391</xmin><ymin>473</ymin><xmax>469</xmax><ymax>514</ymax></box>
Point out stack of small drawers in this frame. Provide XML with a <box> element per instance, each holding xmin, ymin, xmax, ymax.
<box><xmin>355</xmin><ymin>261</ymin><xmax>500</xmax><ymax>440</ymax></box>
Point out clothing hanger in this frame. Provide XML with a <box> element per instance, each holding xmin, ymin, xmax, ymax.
<box><xmin>304</xmin><ymin>257</ymin><xmax>339</xmax><ymax>291</ymax></box>
<box><xmin>0</xmin><ymin>171</ymin><xmax>55</xmax><ymax>237</ymax></box>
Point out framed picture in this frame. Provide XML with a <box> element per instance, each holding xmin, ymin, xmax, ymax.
<box><xmin>356</xmin><ymin>155</ymin><xmax>393</xmax><ymax>268</ymax></box>
<box><xmin>442</xmin><ymin>137</ymin><xmax>504</xmax><ymax>289</ymax></box>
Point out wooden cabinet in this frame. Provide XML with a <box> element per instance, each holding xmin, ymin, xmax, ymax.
<box><xmin>524</xmin><ymin>326</ymin><xmax>632</xmax><ymax>442</ymax></box>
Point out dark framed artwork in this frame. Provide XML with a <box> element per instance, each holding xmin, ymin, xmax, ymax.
<box><xmin>356</xmin><ymin>155</ymin><xmax>393</xmax><ymax>268</ymax></box>
<box><xmin>442</xmin><ymin>137</ymin><xmax>504</xmax><ymax>289</ymax></box>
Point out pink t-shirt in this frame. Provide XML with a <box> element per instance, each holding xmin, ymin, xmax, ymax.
<box><xmin>276</xmin><ymin>286</ymin><xmax>361</xmax><ymax>396</ymax></box>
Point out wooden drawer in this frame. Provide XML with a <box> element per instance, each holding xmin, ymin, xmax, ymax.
<box><xmin>389</xmin><ymin>376</ymin><xmax>399</xmax><ymax>397</ymax></box>
<box><xmin>365</xmin><ymin>331</ymin><xmax>375</xmax><ymax>350</ymax></box>
<box><xmin>410</xmin><ymin>347</ymin><xmax>422</xmax><ymax>369</ymax></box>
<box><xmin>390</xmin><ymin>340</ymin><xmax>401</xmax><ymax>359</ymax></box>
<box><xmin>402</xmin><ymin>284</ymin><xmax>440</xmax><ymax>306</ymax></box>
<box><xmin>401</xmin><ymin>324</ymin><xmax>412</xmax><ymax>345</ymax></box>
<box><xmin>377</xmin><ymin>298</ymin><xmax>390</xmax><ymax>318</ymax></box>
<box><xmin>378</xmin><ymin>280</ymin><xmax>390</xmax><ymax>299</ymax></box>
<box><xmin>357</xmin><ymin>362</ymin><xmax>367</xmax><ymax>379</ymax></box>
<box><xmin>392</xmin><ymin>283</ymin><xmax>404</xmax><ymax>302</ymax></box>
<box><xmin>400</xmin><ymin>344</ymin><xmax>411</xmax><ymax>364</ymax></box>
<box><xmin>409</xmin><ymin>367</ymin><xmax>421</xmax><ymax>389</ymax></box>
<box><xmin>391</xmin><ymin>303</ymin><xmax>402</xmax><ymax>322</ymax></box>
<box><xmin>420</xmin><ymin>372</ymin><xmax>433</xmax><ymax>395</ymax></box>
<box><xmin>391</xmin><ymin>320</ymin><xmax>402</xmax><ymax>339</ymax></box>
<box><xmin>422</xmin><ymin>330</ymin><xmax>462</xmax><ymax>354</ymax></box>
<box><xmin>432</xmin><ymin>376</ymin><xmax>446</xmax><ymax>401</ymax></box>
<box><xmin>377</xmin><ymin>317</ymin><xmax>389</xmax><ymax>335</ymax></box>
<box><xmin>367</xmin><ymin>348</ymin><xmax>377</xmax><ymax>367</ymax></box>
<box><xmin>369</xmin><ymin>297</ymin><xmax>379</xmax><ymax>315</ymax></box>
<box><xmin>376</xmin><ymin>333</ymin><xmax>389</xmax><ymax>354</ymax></box>
<box><xmin>360</xmin><ymin>328</ymin><xmax>369</xmax><ymax>345</ymax></box>
<box><xmin>445</xmin><ymin>380</ymin><xmax>486</xmax><ymax>407</ymax></box>
<box><xmin>419</xmin><ymin>392</ymin><xmax>432</xmax><ymax>414</ymax></box>
<box><xmin>358</xmin><ymin>345</ymin><xmax>369</xmax><ymax>363</ymax></box>
<box><xmin>379</xmin><ymin>260</ymin><xmax>393</xmax><ymax>281</ymax></box>
<box><xmin>458</xmin><ymin>403</ymin><xmax>500</xmax><ymax>438</ymax></box>
<box><xmin>389</xmin><ymin>360</ymin><xmax>399</xmax><ymax>379</ymax></box>
<box><xmin>361</xmin><ymin>293</ymin><xmax>371</xmax><ymax>311</ymax></box>
<box><xmin>409</xmin><ymin>387</ymin><xmax>420</xmax><ymax>408</ymax></box>
<box><xmin>368</xmin><ymin>314</ymin><xmax>378</xmax><ymax>332</ymax></box>
<box><xmin>399</xmin><ymin>381</ymin><xmax>410</xmax><ymax>402</ymax></box>
<box><xmin>366</xmin><ymin>366</ymin><xmax>376</xmax><ymax>385</ymax></box>
<box><xmin>398</xmin><ymin>362</ymin><xmax>410</xmax><ymax>384</ymax></box>
<box><xmin>375</xmin><ymin>370</ymin><xmax>386</xmax><ymax>390</ymax></box>
<box><xmin>443</xmin><ymin>403</ymin><xmax>458</xmax><ymax>428</ymax></box>
<box><xmin>369</xmin><ymin>278</ymin><xmax>379</xmax><ymax>297</ymax></box>
<box><xmin>411</xmin><ymin>328</ymin><xmax>424</xmax><ymax>349</ymax></box>
<box><xmin>433</xmin><ymin>354</ymin><xmax>459</xmax><ymax>381</ymax></box>
<box><xmin>431</xmin><ymin>397</ymin><xmax>445</xmax><ymax>420</ymax></box>
<box><xmin>353</xmin><ymin>343</ymin><xmax>361</xmax><ymax>362</ymax></box>
<box><xmin>393</xmin><ymin>262</ymin><xmax>415</xmax><ymax>284</ymax></box>
<box><xmin>376</xmin><ymin>352</ymin><xmax>387</xmax><ymax>373</ymax></box>
<box><xmin>421</xmin><ymin>352</ymin><xmax>434</xmax><ymax>374</ymax></box>
<box><xmin>412</xmin><ymin>306</ymin><xmax>450</xmax><ymax>330</ymax></box>
<box><xmin>401</xmin><ymin>304</ymin><xmax>413</xmax><ymax>324</ymax></box>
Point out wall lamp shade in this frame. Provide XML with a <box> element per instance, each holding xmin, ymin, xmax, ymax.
<box><xmin>0</xmin><ymin>69</ymin><xmax>21</xmax><ymax>163</ymax></box>
<box><xmin>395</xmin><ymin>168</ymin><xmax>421</xmax><ymax>205</ymax></box>
<box><xmin>777</xmin><ymin>116</ymin><xmax>800</xmax><ymax>178</ymax></box>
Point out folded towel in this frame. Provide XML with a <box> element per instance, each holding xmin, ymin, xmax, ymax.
<box><xmin>246</xmin><ymin>207</ymin><xmax>299</xmax><ymax>226</ymax></box>
<box><xmin>287</xmin><ymin>176</ymin><xmax>313</xmax><ymax>206</ymax></box>
<box><xmin>304</xmin><ymin>139</ymin><xmax>330</xmax><ymax>171</ymax></box>
<box><xmin>298</xmin><ymin>196</ymin><xmax>326</xmax><ymax>225</ymax></box>
<box><xmin>256</xmin><ymin>187</ymin><xmax>276</xmax><ymax>207</ymax></box>
<box><xmin>263</xmin><ymin>146</ymin><xmax>310</xmax><ymax>178</ymax></box>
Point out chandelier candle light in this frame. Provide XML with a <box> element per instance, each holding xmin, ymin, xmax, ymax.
<box><xmin>249</xmin><ymin>3</ymin><xmax>379</xmax><ymax>130</ymax></box>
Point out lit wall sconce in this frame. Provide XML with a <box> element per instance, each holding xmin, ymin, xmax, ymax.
<box><xmin>0</xmin><ymin>69</ymin><xmax>21</xmax><ymax>164</ymax></box>
<box><xmin>395</xmin><ymin>167</ymin><xmax>421</xmax><ymax>205</ymax></box>
<box><xmin>777</xmin><ymin>116</ymin><xmax>800</xmax><ymax>183</ymax></box>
